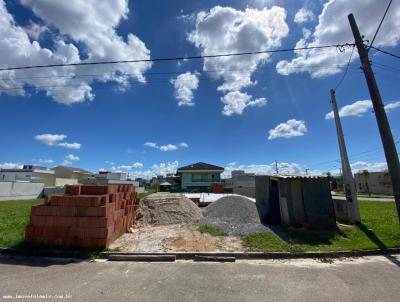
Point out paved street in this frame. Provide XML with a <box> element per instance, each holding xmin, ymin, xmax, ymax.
<box><xmin>1</xmin><ymin>254</ymin><xmax>400</xmax><ymax>301</ymax></box>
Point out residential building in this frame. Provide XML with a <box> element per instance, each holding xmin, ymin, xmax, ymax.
<box><xmin>0</xmin><ymin>164</ymin><xmax>95</xmax><ymax>190</ymax></box>
<box><xmin>354</xmin><ymin>171</ymin><xmax>393</xmax><ymax>195</ymax></box>
<box><xmin>176</xmin><ymin>162</ymin><xmax>224</xmax><ymax>192</ymax></box>
<box><xmin>51</xmin><ymin>165</ymin><xmax>93</xmax><ymax>183</ymax></box>
<box><xmin>79</xmin><ymin>171</ymin><xmax>144</xmax><ymax>193</ymax></box>
<box><xmin>0</xmin><ymin>165</ymin><xmax>55</xmax><ymax>186</ymax></box>
<box><xmin>227</xmin><ymin>170</ymin><xmax>256</xmax><ymax>198</ymax></box>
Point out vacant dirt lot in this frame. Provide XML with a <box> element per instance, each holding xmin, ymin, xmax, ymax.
<box><xmin>109</xmin><ymin>223</ymin><xmax>243</xmax><ymax>252</ymax></box>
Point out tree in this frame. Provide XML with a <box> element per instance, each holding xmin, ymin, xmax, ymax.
<box><xmin>361</xmin><ymin>169</ymin><xmax>370</xmax><ymax>197</ymax></box>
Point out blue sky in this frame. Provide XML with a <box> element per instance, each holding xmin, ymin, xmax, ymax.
<box><xmin>0</xmin><ymin>0</ymin><xmax>399</xmax><ymax>178</ymax></box>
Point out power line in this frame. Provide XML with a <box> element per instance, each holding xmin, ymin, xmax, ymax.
<box><xmin>370</xmin><ymin>46</ymin><xmax>400</xmax><ymax>60</ymax></box>
<box><xmin>373</xmin><ymin>61</ymin><xmax>400</xmax><ymax>73</ymax></box>
<box><xmin>0</xmin><ymin>43</ymin><xmax>355</xmax><ymax>72</ymax></box>
<box><xmin>307</xmin><ymin>138</ymin><xmax>400</xmax><ymax>169</ymax></box>
<box><xmin>0</xmin><ymin>63</ymin><xmax>361</xmax><ymax>82</ymax></box>
<box><xmin>368</xmin><ymin>0</ymin><xmax>393</xmax><ymax>51</ymax></box>
<box><xmin>0</xmin><ymin>65</ymin><xmax>362</xmax><ymax>92</ymax></box>
<box><xmin>334</xmin><ymin>45</ymin><xmax>356</xmax><ymax>91</ymax></box>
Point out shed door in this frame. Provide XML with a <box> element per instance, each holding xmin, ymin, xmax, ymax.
<box><xmin>267</xmin><ymin>180</ymin><xmax>282</xmax><ymax>224</ymax></box>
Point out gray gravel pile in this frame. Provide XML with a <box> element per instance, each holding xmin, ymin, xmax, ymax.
<box><xmin>136</xmin><ymin>193</ymin><xmax>203</xmax><ymax>226</ymax></box>
<box><xmin>202</xmin><ymin>195</ymin><xmax>269</xmax><ymax>235</ymax></box>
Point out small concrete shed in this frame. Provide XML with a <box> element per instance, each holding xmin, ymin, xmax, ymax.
<box><xmin>255</xmin><ymin>175</ymin><xmax>336</xmax><ymax>228</ymax></box>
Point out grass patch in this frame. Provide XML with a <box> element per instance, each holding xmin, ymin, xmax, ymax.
<box><xmin>139</xmin><ymin>188</ymin><xmax>157</xmax><ymax>199</ymax></box>
<box><xmin>0</xmin><ymin>199</ymin><xmax>42</xmax><ymax>248</ymax></box>
<box><xmin>198</xmin><ymin>224</ymin><xmax>226</xmax><ymax>236</ymax></box>
<box><xmin>242</xmin><ymin>201</ymin><xmax>400</xmax><ymax>252</ymax></box>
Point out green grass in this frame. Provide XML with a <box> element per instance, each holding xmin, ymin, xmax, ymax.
<box><xmin>0</xmin><ymin>199</ymin><xmax>42</xmax><ymax>248</ymax></box>
<box><xmin>139</xmin><ymin>188</ymin><xmax>157</xmax><ymax>199</ymax></box>
<box><xmin>198</xmin><ymin>224</ymin><xmax>226</xmax><ymax>236</ymax></box>
<box><xmin>242</xmin><ymin>201</ymin><xmax>400</xmax><ymax>252</ymax></box>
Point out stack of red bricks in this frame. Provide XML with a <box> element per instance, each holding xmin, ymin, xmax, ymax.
<box><xmin>25</xmin><ymin>184</ymin><xmax>139</xmax><ymax>248</ymax></box>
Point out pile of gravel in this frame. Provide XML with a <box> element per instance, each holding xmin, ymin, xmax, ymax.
<box><xmin>136</xmin><ymin>193</ymin><xmax>203</xmax><ymax>226</ymax></box>
<box><xmin>202</xmin><ymin>195</ymin><xmax>269</xmax><ymax>235</ymax></box>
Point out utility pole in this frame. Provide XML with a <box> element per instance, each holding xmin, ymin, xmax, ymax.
<box><xmin>305</xmin><ymin>169</ymin><xmax>310</xmax><ymax>175</ymax></box>
<box><xmin>331</xmin><ymin>89</ymin><xmax>360</xmax><ymax>223</ymax></box>
<box><xmin>275</xmin><ymin>160</ymin><xmax>279</xmax><ymax>175</ymax></box>
<box><xmin>349</xmin><ymin>13</ymin><xmax>400</xmax><ymax>223</ymax></box>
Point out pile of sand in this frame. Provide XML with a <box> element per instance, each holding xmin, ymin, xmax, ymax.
<box><xmin>136</xmin><ymin>193</ymin><xmax>203</xmax><ymax>226</ymax></box>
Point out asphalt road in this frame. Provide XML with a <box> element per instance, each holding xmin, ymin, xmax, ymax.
<box><xmin>1</xmin><ymin>255</ymin><xmax>400</xmax><ymax>302</ymax></box>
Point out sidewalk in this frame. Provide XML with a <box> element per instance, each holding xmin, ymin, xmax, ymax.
<box><xmin>331</xmin><ymin>192</ymin><xmax>394</xmax><ymax>202</ymax></box>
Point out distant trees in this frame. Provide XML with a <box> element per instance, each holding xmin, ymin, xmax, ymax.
<box><xmin>361</xmin><ymin>169</ymin><xmax>371</xmax><ymax>197</ymax></box>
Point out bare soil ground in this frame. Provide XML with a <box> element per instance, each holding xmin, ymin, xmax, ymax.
<box><xmin>109</xmin><ymin>223</ymin><xmax>243</xmax><ymax>252</ymax></box>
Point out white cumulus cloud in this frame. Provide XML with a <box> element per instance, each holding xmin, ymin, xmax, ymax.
<box><xmin>0</xmin><ymin>162</ymin><xmax>23</xmax><ymax>169</ymax></box>
<box><xmin>294</xmin><ymin>8</ymin><xmax>315</xmax><ymax>24</ymax></box>
<box><xmin>277</xmin><ymin>0</ymin><xmax>400</xmax><ymax>78</ymax></box>
<box><xmin>0</xmin><ymin>0</ymin><xmax>152</xmax><ymax>104</ymax></box>
<box><xmin>144</xmin><ymin>142</ymin><xmax>158</xmax><ymax>148</ymax></box>
<box><xmin>325</xmin><ymin>100</ymin><xmax>400</xmax><ymax>119</ymax></box>
<box><xmin>34</xmin><ymin>133</ymin><xmax>81</xmax><ymax>149</ymax></box>
<box><xmin>187</xmin><ymin>5</ymin><xmax>288</xmax><ymax>115</ymax></box>
<box><xmin>112</xmin><ymin>161</ymin><xmax>179</xmax><ymax>179</ymax></box>
<box><xmin>34</xmin><ymin>134</ymin><xmax>66</xmax><ymax>146</ymax></box>
<box><xmin>268</xmin><ymin>119</ymin><xmax>307</xmax><ymax>140</ymax></box>
<box><xmin>159</xmin><ymin>144</ymin><xmax>178</xmax><ymax>152</ymax></box>
<box><xmin>65</xmin><ymin>154</ymin><xmax>79</xmax><ymax>161</ymax></box>
<box><xmin>385</xmin><ymin>101</ymin><xmax>400</xmax><ymax>112</ymax></box>
<box><xmin>325</xmin><ymin>100</ymin><xmax>372</xmax><ymax>119</ymax></box>
<box><xmin>114</xmin><ymin>162</ymin><xmax>143</xmax><ymax>171</ymax></box>
<box><xmin>221</xmin><ymin>91</ymin><xmax>267</xmax><ymax>116</ymax></box>
<box><xmin>144</xmin><ymin>142</ymin><xmax>188</xmax><ymax>151</ymax></box>
<box><xmin>351</xmin><ymin>161</ymin><xmax>388</xmax><ymax>173</ymax></box>
<box><xmin>37</xmin><ymin>159</ymin><xmax>54</xmax><ymax>164</ymax></box>
<box><xmin>222</xmin><ymin>162</ymin><xmax>307</xmax><ymax>178</ymax></box>
<box><xmin>170</xmin><ymin>71</ymin><xmax>199</xmax><ymax>106</ymax></box>
<box><xmin>57</xmin><ymin>142</ymin><xmax>81</xmax><ymax>150</ymax></box>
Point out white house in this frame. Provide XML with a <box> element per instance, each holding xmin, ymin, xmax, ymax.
<box><xmin>0</xmin><ymin>165</ymin><xmax>55</xmax><ymax>186</ymax></box>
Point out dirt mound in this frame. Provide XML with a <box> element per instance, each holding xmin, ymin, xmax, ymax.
<box><xmin>136</xmin><ymin>193</ymin><xmax>203</xmax><ymax>226</ymax></box>
<box><xmin>202</xmin><ymin>195</ymin><xmax>269</xmax><ymax>235</ymax></box>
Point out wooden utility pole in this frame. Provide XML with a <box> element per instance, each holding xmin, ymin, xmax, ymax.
<box><xmin>348</xmin><ymin>13</ymin><xmax>400</xmax><ymax>223</ymax></box>
<box><xmin>331</xmin><ymin>89</ymin><xmax>360</xmax><ymax>223</ymax></box>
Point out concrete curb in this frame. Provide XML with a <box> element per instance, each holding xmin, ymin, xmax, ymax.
<box><xmin>1</xmin><ymin>247</ymin><xmax>400</xmax><ymax>261</ymax></box>
<box><xmin>0</xmin><ymin>247</ymin><xmax>94</xmax><ymax>259</ymax></box>
<box><xmin>108</xmin><ymin>254</ymin><xmax>176</xmax><ymax>262</ymax></box>
<box><xmin>194</xmin><ymin>255</ymin><xmax>236</xmax><ymax>262</ymax></box>
<box><xmin>101</xmin><ymin>248</ymin><xmax>400</xmax><ymax>261</ymax></box>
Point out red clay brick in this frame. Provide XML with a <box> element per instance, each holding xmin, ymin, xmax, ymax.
<box><xmin>80</xmin><ymin>185</ymin><xmax>109</xmax><ymax>195</ymax></box>
<box><xmin>65</xmin><ymin>185</ymin><xmax>81</xmax><ymax>195</ymax></box>
<box><xmin>77</xmin><ymin>205</ymin><xmax>109</xmax><ymax>217</ymax></box>
<box><xmin>48</xmin><ymin>195</ymin><xmax>107</xmax><ymax>207</ymax></box>
<box><xmin>77</xmin><ymin>217</ymin><xmax>111</xmax><ymax>228</ymax></box>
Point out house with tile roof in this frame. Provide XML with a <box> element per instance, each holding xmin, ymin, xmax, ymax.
<box><xmin>176</xmin><ymin>162</ymin><xmax>224</xmax><ymax>192</ymax></box>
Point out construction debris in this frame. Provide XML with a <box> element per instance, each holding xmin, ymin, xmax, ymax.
<box><xmin>110</xmin><ymin>223</ymin><xmax>243</xmax><ymax>252</ymax></box>
<box><xmin>136</xmin><ymin>192</ymin><xmax>203</xmax><ymax>226</ymax></box>
<box><xmin>25</xmin><ymin>184</ymin><xmax>139</xmax><ymax>248</ymax></box>
<box><xmin>202</xmin><ymin>195</ymin><xmax>269</xmax><ymax>235</ymax></box>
